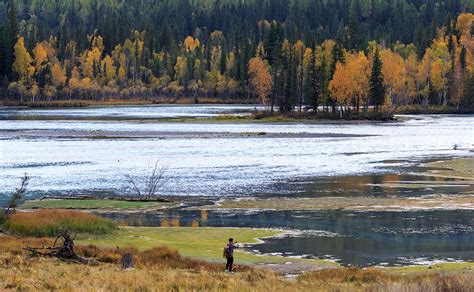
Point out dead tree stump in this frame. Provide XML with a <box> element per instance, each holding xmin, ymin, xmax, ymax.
<box><xmin>120</xmin><ymin>253</ymin><xmax>134</xmax><ymax>269</ymax></box>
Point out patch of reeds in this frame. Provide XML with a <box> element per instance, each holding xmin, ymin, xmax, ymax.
<box><xmin>5</xmin><ymin>210</ymin><xmax>117</xmax><ymax>237</ymax></box>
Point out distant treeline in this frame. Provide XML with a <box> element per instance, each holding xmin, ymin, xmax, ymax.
<box><xmin>0</xmin><ymin>0</ymin><xmax>474</xmax><ymax>113</ymax></box>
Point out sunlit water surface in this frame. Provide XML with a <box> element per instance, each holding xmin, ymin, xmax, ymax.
<box><xmin>1</xmin><ymin>105</ymin><xmax>473</xmax><ymax>265</ymax></box>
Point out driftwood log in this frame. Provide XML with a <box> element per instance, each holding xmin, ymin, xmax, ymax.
<box><xmin>24</xmin><ymin>230</ymin><xmax>97</xmax><ymax>265</ymax></box>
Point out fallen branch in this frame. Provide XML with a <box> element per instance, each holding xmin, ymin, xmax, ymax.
<box><xmin>24</xmin><ymin>230</ymin><xmax>98</xmax><ymax>265</ymax></box>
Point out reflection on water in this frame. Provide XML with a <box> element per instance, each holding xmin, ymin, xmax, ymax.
<box><xmin>269</xmin><ymin>173</ymin><xmax>474</xmax><ymax>198</ymax></box>
<box><xmin>101</xmin><ymin>209</ymin><xmax>474</xmax><ymax>266</ymax></box>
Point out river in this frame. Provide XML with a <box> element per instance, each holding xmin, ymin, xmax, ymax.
<box><xmin>1</xmin><ymin>105</ymin><xmax>473</xmax><ymax>266</ymax></box>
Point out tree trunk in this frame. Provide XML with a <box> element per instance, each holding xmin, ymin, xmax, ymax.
<box><xmin>356</xmin><ymin>96</ymin><xmax>360</xmax><ymax>115</ymax></box>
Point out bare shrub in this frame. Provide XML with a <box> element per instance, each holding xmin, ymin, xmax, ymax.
<box><xmin>123</xmin><ymin>162</ymin><xmax>167</xmax><ymax>199</ymax></box>
<box><xmin>4</xmin><ymin>173</ymin><xmax>30</xmax><ymax>216</ymax></box>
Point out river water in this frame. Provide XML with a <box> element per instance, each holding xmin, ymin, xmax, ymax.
<box><xmin>0</xmin><ymin>105</ymin><xmax>473</xmax><ymax>266</ymax></box>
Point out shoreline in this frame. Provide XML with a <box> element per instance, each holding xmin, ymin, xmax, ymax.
<box><xmin>3</xmin><ymin>102</ymin><xmax>473</xmax><ymax>124</ymax></box>
<box><xmin>0</xmin><ymin>98</ymin><xmax>259</xmax><ymax>108</ymax></box>
<box><xmin>2</xmin><ymin>224</ymin><xmax>472</xmax><ymax>275</ymax></box>
<box><xmin>204</xmin><ymin>194</ymin><xmax>474</xmax><ymax>212</ymax></box>
<box><xmin>1</xmin><ymin>99</ymin><xmax>472</xmax><ymax>115</ymax></box>
<box><xmin>1</xmin><ymin>129</ymin><xmax>378</xmax><ymax>140</ymax></box>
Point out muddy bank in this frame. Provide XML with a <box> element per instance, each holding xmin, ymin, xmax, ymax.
<box><xmin>204</xmin><ymin>195</ymin><xmax>474</xmax><ymax>212</ymax></box>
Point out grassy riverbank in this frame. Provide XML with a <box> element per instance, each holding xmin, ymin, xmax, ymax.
<box><xmin>0</xmin><ymin>232</ymin><xmax>472</xmax><ymax>291</ymax></box>
<box><xmin>21</xmin><ymin>198</ymin><xmax>175</xmax><ymax>211</ymax></box>
<box><xmin>76</xmin><ymin>226</ymin><xmax>321</xmax><ymax>265</ymax></box>
<box><xmin>1</xmin><ymin>209</ymin><xmax>472</xmax><ymax>290</ymax></box>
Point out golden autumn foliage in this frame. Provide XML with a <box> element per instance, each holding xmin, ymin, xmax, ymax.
<box><xmin>248</xmin><ymin>57</ymin><xmax>273</xmax><ymax>107</ymax></box>
<box><xmin>174</xmin><ymin>56</ymin><xmax>187</xmax><ymax>83</ymax></box>
<box><xmin>50</xmin><ymin>62</ymin><xmax>67</xmax><ymax>87</ymax></box>
<box><xmin>380</xmin><ymin>49</ymin><xmax>406</xmax><ymax>106</ymax></box>
<box><xmin>101</xmin><ymin>55</ymin><xmax>117</xmax><ymax>83</ymax></box>
<box><xmin>294</xmin><ymin>40</ymin><xmax>305</xmax><ymax>60</ymax></box>
<box><xmin>256</xmin><ymin>42</ymin><xmax>266</xmax><ymax>59</ymax></box>
<box><xmin>456</xmin><ymin>13</ymin><xmax>474</xmax><ymax>71</ymax></box>
<box><xmin>32</xmin><ymin>43</ymin><xmax>48</xmax><ymax>71</ymax></box>
<box><xmin>68</xmin><ymin>67</ymin><xmax>81</xmax><ymax>92</ymax></box>
<box><xmin>4</xmin><ymin>13</ymin><xmax>474</xmax><ymax>110</ymax></box>
<box><xmin>317</xmin><ymin>39</ymin><xmax>335</xmax><ymax>70</ymax></box>
<box><xmin>82</xmin><ymin>47</ymin><xmax>102</xmax><ymax>78</ymax></box>
<box><xmin>184</xmin><ymin>36</ymin><xmax>200</xmax><ymax>53</ymax></box>
<box><xmin>12</xmin><ymin>37</ymin><xmax>34</xmax><ymax>80</ymax></box>
<box><xmin>329</xmin><ymin>61</ymin><xmax>352</xmax><ymax>106</ymax></box>
<box><xmin>405</xmin><ymin>53</ymin><xmax>419</xmax><ymax>102</ymax></box>
<box><xmin>329</xmin><ymin>52</ymin><xmax>369</xmax><ymax>108</ymax></box>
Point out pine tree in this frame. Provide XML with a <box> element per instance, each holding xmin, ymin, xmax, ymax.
<box><xmin>460</xmin><ymin>46</ymin><xmax>467</xmax><ymax>71</ymax></box>
<box><xmin>330</xmin><ymin>42</ymin><xmax>345</xmax><ymax>78</ymax></box>
<box><xmin>328</xmin><ymin>42</ymin><xmax>345</xmax><ymax>112</ymax></box>
<box><xmin>287</xmin><ymin>48</ymin><xmax>298</xmax><ymax>112</ymax></box>
<box><xmin>220</xmin><ymin>44</ymin><xmax>227</xmax><ymax>75</ymax></box>
<box><xmin>369</xmin><ymin>0</ymin><xmax>377</xmax><ymax>40</ymax></box>
<box><xmin>348</xmin><ymin>0</ymin><xmax>362</xmax><ymax>50</ymax></box>
<box><xmin>307</xmin><ymin>44</ymin><xmax>321</xmax><ymax>112</ymax></box>
<box><xmin>233</xmin><ymin>43</ymin><xmax>241</xmax><ymax>80</ymax></box>
<box><xmin>0</xmin><ymin>26</ymin><xmax>7</xmax><ymax>79</ymax></box>
<box><xmin>4</xmin><ymin>0</ymin><xmax>18</xmax><ymax>80</ymax></box>
<box><xmin>320</xmin><ymin>55</ymin><xmax>328</xmax><ymax>111</ymax></box>
<box><xmin>369</xmin><ymin>48</ymin><xmax>385</xmax><ymax>112</ymax></box>
<box><xmin>462</xmin><ymin>73</ymin><xmax>474</xmax><ymax>109</ymax></box>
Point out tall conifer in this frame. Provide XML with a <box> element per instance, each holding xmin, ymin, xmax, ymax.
<box><xmin>369</xmin><ymin>48</ymin><xmax>385</xmax><ymax>112</ymax></box>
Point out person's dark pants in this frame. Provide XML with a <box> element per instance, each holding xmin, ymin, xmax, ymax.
<box><xmin>226</xmin><ymin>256</ymin><xmax>234</xmax><ymax>271</ymax></box>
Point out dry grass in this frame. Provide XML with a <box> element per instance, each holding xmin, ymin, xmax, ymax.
<box><xmin>0</xmin><ymin>258</ymin><xmax>287</xmax><ymax>291</ymax></box>
<box><xmin>0</xmin><ymin>235</ymin><xmax>472</xmax><ymax>291</ymax></box>
<box><xmin>76</xmin><ymin>244</ymin><xmax>225</xmax><ymax>272</ymax></box>
<box><xmin>301</xmin><ymin>268</ymin><xmax>474</xmax><ymax>291</ymax></box>
<box><xmin>4</xmin><ymin>210</ymin><xmax>117</xmax><ymax>237</ymax></box>
<box><xmin>0</xmin><ymin>235</ymin><xmax>287</xmax><ymax>291</ymax></box>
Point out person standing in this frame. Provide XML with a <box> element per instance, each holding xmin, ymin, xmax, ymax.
<box><xmin>223</xmin><ymin>238</ymin><xmax>239</xmax><ymax>272</ymax></box>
